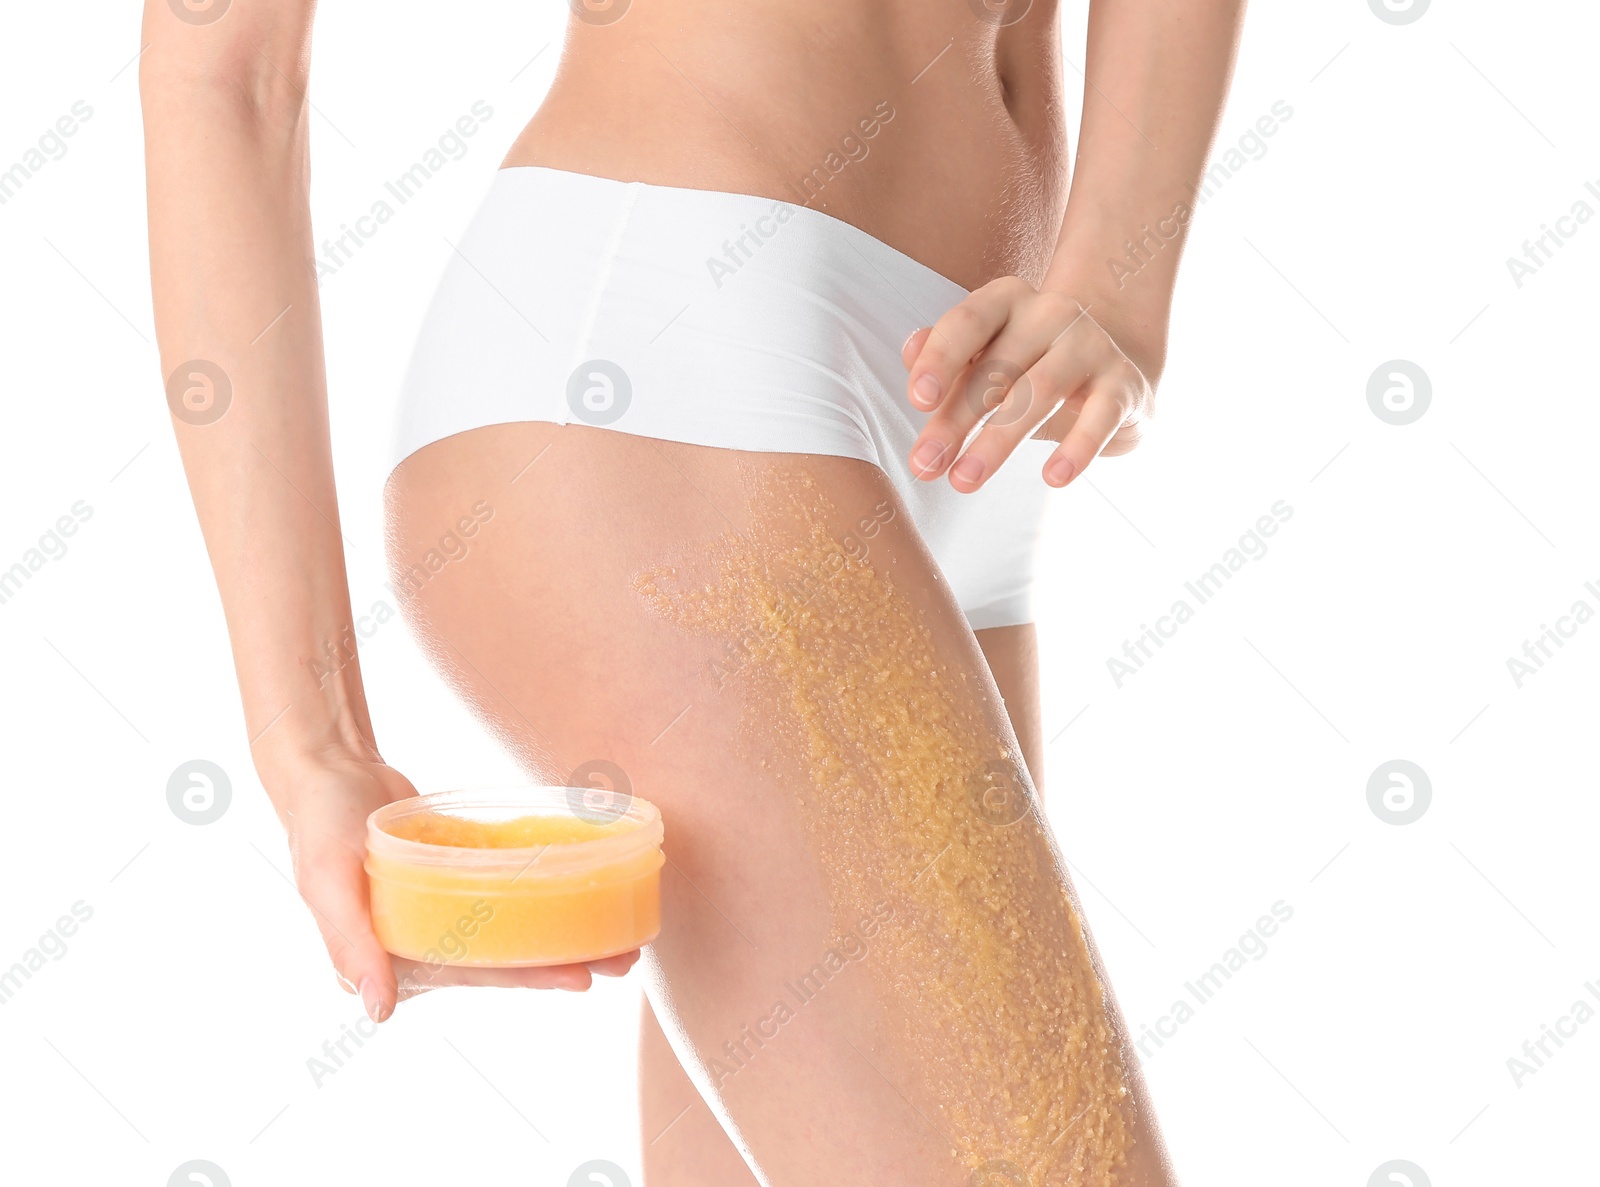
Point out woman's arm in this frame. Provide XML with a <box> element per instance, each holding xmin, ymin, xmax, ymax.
<box><xmin>140</xmin><ymin>1</ymin><xmax>631</xmax><ymax>1019</ymax></box>
<box><xmin>903</xmin><ymin>0</ymin><xmax>1247</xmax><ymax>492</ymax></box>
<box><xmin>141</xmin><ymin>0</ymin><xmax>413</xmax><ymax>1020</ymax></box>
<box><xmin>1045</xmin><ymin>0</ymin><xmax>1248</xmax><ymax>379</ymax></box>
<box><xmin>142</xmin><ymin>2</ymin><xmax>370</xmax><ymax>781</ymax></box>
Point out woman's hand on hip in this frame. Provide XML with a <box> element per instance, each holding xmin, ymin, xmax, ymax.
<box><xmin>259</xmin><ymin>745</ymin><xmax>639</xmax><ymax>1024</ymax></box>
<box><xmin>902</xmin><ymin>278</ymin><xmax>1154</xmax><ymax>492</ymax></box>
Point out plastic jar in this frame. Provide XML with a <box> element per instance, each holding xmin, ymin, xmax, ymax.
<box><xmin>365</xmin><ymin>787</ymin><xmax>663</xmax><ymax>967</ymax></box>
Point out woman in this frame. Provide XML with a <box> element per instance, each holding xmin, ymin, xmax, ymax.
<box><xmin>142</xmin><ymin>0</ymin><xmax>1244</xmax><ymax>1181</ymax></box>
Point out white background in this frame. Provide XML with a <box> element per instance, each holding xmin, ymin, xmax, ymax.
<box><xmin>1</xmin><ymin>0</ymin><xmax>1596</xmax><ymax>1183</ymax></box>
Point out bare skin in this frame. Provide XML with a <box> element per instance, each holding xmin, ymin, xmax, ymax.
<box><xmin>140</xmin><ymin>0</ymin><xmax>1244</xmax><ymax>1181</ymax></box>
<box><xmin>385</xmin><ymin>422</ymin><xmax>1174</xmax><ymax>1183</ymax></box>
<box><xmin>640</xmin><ymin>622</ymin><xmax>1043</xmax><ymax>1185</ymax></box>
<box><xmin>509</xmin><ymin>0</ymin><xmax>1246</xmax><ymax>492</ymax></box>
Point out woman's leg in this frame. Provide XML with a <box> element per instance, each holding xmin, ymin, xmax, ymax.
<box><xmin>974</xmin><ymin>624</ymin><xmax>1045</xmax><ymax>793</ymax></box>
<box><xmin>386</xmin><ymin>422</ymin><xmax>1172</xmax><ymax>1185</ymax></box>
<box><xmin>639</xmin><ymin>997</ymin><xmax>760</xmax><ymax>1185</ymax></box>
<box><xmin>639</xmin><ymin>623</ymin><xmax>1048</xmax><ymax>1186</ymax></box>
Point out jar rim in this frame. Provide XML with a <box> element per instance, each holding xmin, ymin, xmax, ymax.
<box><xmin>365</xmin><ymin>785</ymin><xmax>663</xmax><ymax>876</ymax></box>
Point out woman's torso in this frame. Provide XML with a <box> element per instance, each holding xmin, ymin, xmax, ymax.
<box><xmin>502</xmin><ymin>0</ymin><xmax>1068</xmax><ymax>291</ymax></box>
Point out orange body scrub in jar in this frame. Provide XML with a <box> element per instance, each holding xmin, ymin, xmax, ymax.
<box><xmin>365</xmin><ymin>787</ymin><xmax>664</xmax><ymax>967</ymax></box>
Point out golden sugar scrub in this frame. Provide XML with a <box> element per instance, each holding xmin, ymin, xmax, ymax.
<box><xmin>366</xmin><ymin>788</ymin><xmax>663</xmax><ymax>968</ymax></box>
<box><xmin>385</xmin><ymin>811</ymin><xmax>640</xmax><ymax>849</ymax></box>
<box><xmin>635</xmin><ymin>469</ymin><xmax>1133</xmax><ymax>1184</ymax></box>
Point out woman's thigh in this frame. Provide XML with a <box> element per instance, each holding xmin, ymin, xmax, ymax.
<box><xmin>638</xmin><ymin>621</ymin><xmax>1048</xmax><ymax>1187</ymax></box>
<box><xmin>385</xmin><ymin>421</ymin><xmax>1169</xmax><ymax>1186</ymax></box>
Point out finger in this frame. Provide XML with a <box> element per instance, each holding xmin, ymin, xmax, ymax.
<box><xmin>587</xmin><ymin>949</ymin><xmax>642</xmax><ymax>978</ymax></box>
<box><xmin>295</xmin><ymin>839</ymin><xmax>398</xmax><ymax>1024</ymax></box>
<box><xmin>901</xmin><ymin>325</ymin><xmax>931</xmax><ymax>371</ymax></box>
<box><xmin>393</xmin><ymin>948</ymin><xmax>642</xmax><ymax>1001</ymax></box>
<box><xmin>1096</xmin><ymin>420</ymin><xmax>1146</xmax><ymax>459</ymax></box>
<box><xmin>910</xmin><ymin>290</ymin><xmax>1090</xmax><ymax>483</ymax></box>
<box><xmin>942</xmin><ymin>307</ymin><xmax>1110</xmax><ymax>493</ymax></box>
<box><xmin>905</xmin><ymin>277</ymin><xmax>1028</xmax><ymax>416</ymax></box>
<box><xmin>395</xmin><ymin>958</ymin><xmax>596</xmax><ymax>1002</ymax></box>
<box><xmin>1041</xmin><ymin>378</ymin><xmax>1135</xmax><ymax>488</ymax></box>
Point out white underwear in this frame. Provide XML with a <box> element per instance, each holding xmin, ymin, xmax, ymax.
<box><xmin>391</xmin><ymin>166</ymin><xmax>1055</xmax><ymax>629</ymax></box>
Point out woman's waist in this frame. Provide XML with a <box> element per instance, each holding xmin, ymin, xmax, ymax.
<box><xmin>504</xmin><ymin>10</ymin><xmax>1068</xmax><ymax>288</ymax></box>
<box><xmin>454</xmin><ymin>165</ymin><xmax>972</xmax><ymax>336</ymax></box>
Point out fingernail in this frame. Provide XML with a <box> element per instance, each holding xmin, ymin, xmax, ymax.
<box><xmin>336</xmin><ymin>971</ymin><xmax>357</xmax><ymax>995</ymax></box>
<box><xmin>902</xmin><ymin>328</ymin><xmax>921</xmax><ymax>354</ymax></box>
<box><xmin>359</xmin><ymin>976</ymin><xmax>385</xmax><ymax>1023</ymax></box>
<box><xmin>912</xmin><ymin>374</ymin><xmax>941</xmax><ymax>409</ymax></box>
<box><xmin>911</xmin><ymin>439</ymin><xmax>949</xmax><ymax>477</ymax></box>
<box><xmin>951</xmin><ymin>456</ymin><xmax>986</xmax><ymax>487</ymax></box>
<box><xmin>1045</xmin><ymin>456</ymin><xmax>1077</xmax><ymax>486</ymax></box>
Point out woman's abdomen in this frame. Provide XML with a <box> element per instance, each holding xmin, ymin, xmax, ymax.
<box><xmin>502</xmin><ymin>0</ymin><xmax>1068</xmax><ymax>291</ymax></box>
